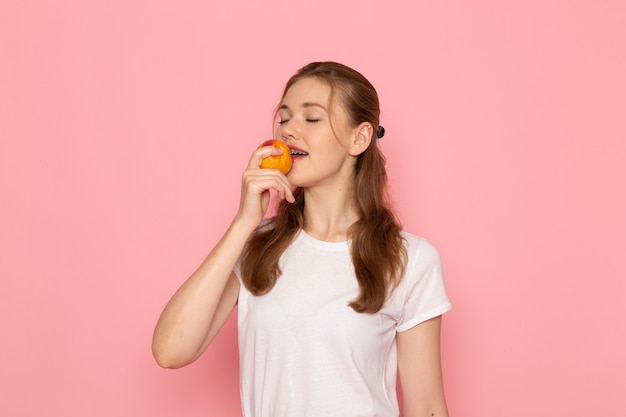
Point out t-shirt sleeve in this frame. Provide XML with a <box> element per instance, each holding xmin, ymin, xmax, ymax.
<box><xmin>395</xmin><ymin>237</ymin><xmax>452</xmax><ymax>332</ymax></box>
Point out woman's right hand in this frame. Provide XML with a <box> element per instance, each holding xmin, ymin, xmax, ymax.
<box><xmin>234</xmin><ymin>144</ymin><xmax>295</xmax><ymax>230</ymax></box>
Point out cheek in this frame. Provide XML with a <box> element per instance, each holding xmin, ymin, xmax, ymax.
<box><xmin>274</xmin><ymin>124</ymin><xmax>286</xmax><ymax>138</ymax></box>
<box><xmin>328</xmin><ymin>132</ymin><xmax>352</xmax><ymax>151</ymax></box>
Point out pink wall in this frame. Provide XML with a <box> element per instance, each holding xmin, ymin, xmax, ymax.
<box><xmin>2</xmin><ymin>1</ymin><xmax>625</xmax><ymax>416</ymax></box>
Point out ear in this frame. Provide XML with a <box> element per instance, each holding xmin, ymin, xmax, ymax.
<box><xmin>349</xmin><ymin>123</ymin><xmax>373</xmax><ymax>156</ymax></box>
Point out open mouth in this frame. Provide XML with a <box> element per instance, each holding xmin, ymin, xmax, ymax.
<box><xmin>290</xmin><ymin>148</ymin><xmax>308</xmax><ymax>160</ymax></box>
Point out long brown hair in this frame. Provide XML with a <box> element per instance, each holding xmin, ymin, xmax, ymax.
<box><xmin>240</xmin><ymin>62</ymin><xmax>407</xmax><ymax>313</ymax></box>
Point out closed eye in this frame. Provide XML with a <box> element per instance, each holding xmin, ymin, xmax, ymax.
<box><xmin>278</xmin><ymin>119</ymin><xmax>290</xmax><ymax>125</ymax></box>
<box><xmin>306</xmin><ymin>119</ymin><xmax>320</xmax><ymax>123</ymax></box>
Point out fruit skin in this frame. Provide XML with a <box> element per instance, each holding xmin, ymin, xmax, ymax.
<box><xmin>258</xmin><ymin>140</ymin><xmax>292</xmax><ymax>174</ymax></box>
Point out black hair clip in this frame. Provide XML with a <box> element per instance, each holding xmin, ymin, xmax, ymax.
<box><xmin>376</xmin><ymin>125</ymin><xmax>385</xmax><ymax>139</ymax></box>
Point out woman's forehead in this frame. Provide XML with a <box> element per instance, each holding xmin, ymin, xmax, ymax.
<box><xmin>281</xmin><ymin>77</ymin><xmax>333</xmax><ymax>109</ymax></box>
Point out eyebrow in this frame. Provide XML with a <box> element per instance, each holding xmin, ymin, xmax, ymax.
<box><xmin>279</xmin><ymin>102</ymin><xmax>328</xmax><ymax>111</ymax></box>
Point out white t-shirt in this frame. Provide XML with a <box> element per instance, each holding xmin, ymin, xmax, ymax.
<box><xmin>235</xmin><ymin>230</ymin><xmax>451</xmax><ymax>417</ymax></box>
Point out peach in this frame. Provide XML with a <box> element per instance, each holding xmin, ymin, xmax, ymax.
<box><xmin>258</xmin><ymin>140</ymin><xmax>292</xmax><ymax>174</ymax></box>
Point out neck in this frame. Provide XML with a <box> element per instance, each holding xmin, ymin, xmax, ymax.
<box><xmin>302</xmin><ymin>185</ymin><xmax>357</xmax><ymax>242</ymax></box>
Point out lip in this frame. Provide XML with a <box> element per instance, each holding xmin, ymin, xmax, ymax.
<box><xmin>288</xmin><ymin>145</ymin><xmax>309</xmax><ymax>161</ymax></box>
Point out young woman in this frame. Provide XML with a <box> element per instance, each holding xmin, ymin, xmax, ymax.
<box><xmin>152</xmin><ymin>61</ymin><xmax>452</xmax><ymax>417</ymax></box>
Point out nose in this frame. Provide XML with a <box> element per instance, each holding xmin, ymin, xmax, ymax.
<box><xmin>278</xmin><ymin>119</ymin><xmax>298</xmax><ymax>142</ymax></box>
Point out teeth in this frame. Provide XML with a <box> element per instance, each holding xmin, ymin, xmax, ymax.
<box><xmin>291</xmin><ymin>150</ymin><xmax>308</xmax><ymax>156</ymax></box>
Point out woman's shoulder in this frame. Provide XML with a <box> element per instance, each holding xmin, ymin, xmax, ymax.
<box><xmin>400</xmin><ymin>230</ymin><xmax>442</xmax><ymax>266</ymax></box>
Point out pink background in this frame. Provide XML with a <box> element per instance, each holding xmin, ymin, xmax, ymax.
<box><xmin>1</xmin><ymin>1</ymin><xmax>625</xmax><ymax>416</ymax></box>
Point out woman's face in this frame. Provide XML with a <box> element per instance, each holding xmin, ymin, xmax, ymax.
<box><xmin>276</xmin><ymin>77</ymin><xmax>358</xmax><ymax>189</ymax></box>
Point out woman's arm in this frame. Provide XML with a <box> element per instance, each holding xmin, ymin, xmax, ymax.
<box><xmin>151</xmin><ymin>144</ymin><xmax>294</xmax><ymax>369</ymax></box>
<box><xmin>397</xmin><ymin>315</ymin><xmax>449</xmax><ymax>417</ymax></box>
<box><xmin>151</xmin><ymin>222</ymin><xmax>247</xmax><ymax>369</ymax></box>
